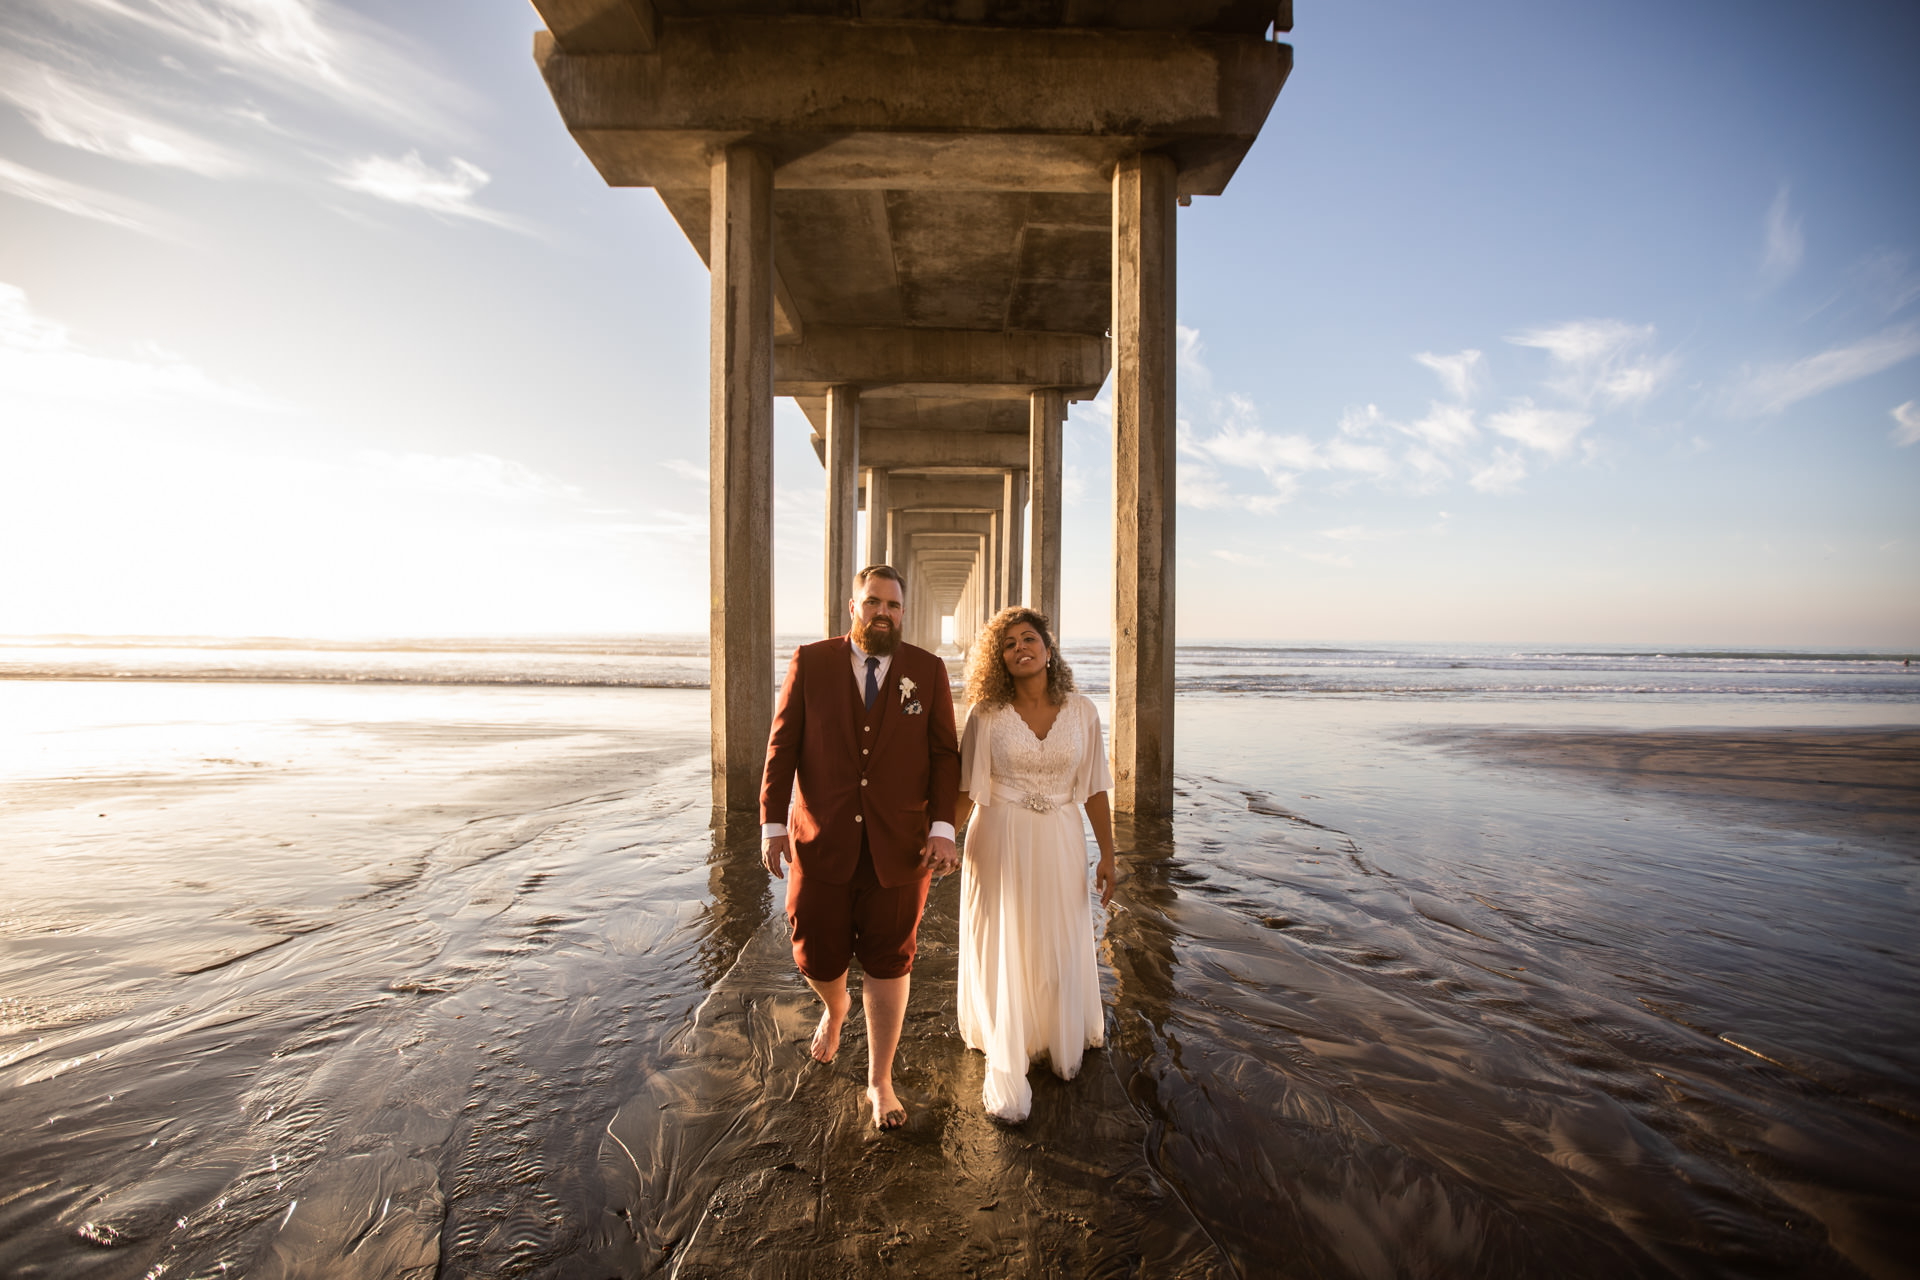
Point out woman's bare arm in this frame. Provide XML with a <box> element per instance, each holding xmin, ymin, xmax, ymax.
<box><xmin>1084</xmin><ymin>791</ymin><xmax>1117</xmax><ymax>906</ymax></box>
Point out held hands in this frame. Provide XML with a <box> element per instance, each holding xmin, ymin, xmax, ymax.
<box><xmin>922</xmin><ymin>834</ymin><xmax>959</xmax><ymax>878</ymax></box>
<box><xmin>762</xmin><ymin>833</ymin><xmax>791</xmax><ymax>879</ymax></box>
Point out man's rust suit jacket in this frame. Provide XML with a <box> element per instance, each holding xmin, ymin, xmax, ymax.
<box><xmin>760</xmin><ymin>637</ymin><xmax>959</xmax><ymax>888</ymax></box>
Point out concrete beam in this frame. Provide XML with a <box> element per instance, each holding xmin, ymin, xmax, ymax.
<box><xmin>776</xmin><ymin>326</ymin><xmax>1108</xmax><ymax>400</ymax></box>
<box><xmin>883</xmin><ymin>474</ymin><xmax>1010</xmax><ymax>513</ymax></box>
<box><xmin>859</xmin><ymin>430</ymin><xmax>1031</xmax><ymax>471</ymax></box>
<box><xmin>530</xmin><ymin>0</ymin><xmax>657</xmax><ymax>55</ymax></box>
<box><xmin>709</xmin><ymin>143</ymin><xmax>774</xmax><ymax>812</ymax></box>
<box><xmin>1110</xmin><ymin>152</ymin><xmax>1178</xmax><ymax>815</ymax></box>
<box><xmin>897</xmin><ymin>512</ymin><xmax>997</xmax><ymax>538</ymax></box>
<box><xmin>800</xmin><ymin>396</ymin><xmax>1031</xmax><ymax>440</ymax></box>
<box><xmin>535</xmin><ymin>21</ymin><xmax>1289</xmax><ymax>197</ymax></box>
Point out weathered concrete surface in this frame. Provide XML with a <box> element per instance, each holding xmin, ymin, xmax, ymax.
<box><xmin>536</xmin><ymin>20</ymin><xmax>1288</xmax><ymax>196</ymax></box>
<box><xmin>709</xmin><ymin>143</ymin><xmax>774</xmax><ymax>813</ymax></box>
<box><xmin>880</xmin><ymin>474</ymin><xmax>1006</xmax><ymax>514</ymax></box>
<box><xmin>861</xmin><ymin>466</ymin><xmax>888</xmax><ymax>566</ymax></box>
<box><xmin>1001</xmin><ymin>468</ymin><xmax>1027</xmax><ymax>608</ymax></box>
<box><xmin>776</xmin><ymin>326</ymin><xmax>1107</xmax><ymax>401</ymax></box>
<box><xmin>860</xmin><ymin>430</ymin><xmax>1029</xmax><ymax>471</ymax></box>
<box><xmin>1110</xmin><ymin>152</ymin><xmax>1178</xmax><ymax>814</ymax></box>
<box><xmin>535</xmin><ymin>0</ymin><xmax>657</xmax><ymax>54</ymax></box>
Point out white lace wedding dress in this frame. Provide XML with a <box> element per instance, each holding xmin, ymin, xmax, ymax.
<box><xmin>957</xmin><ymin>694</ymin><xmax>1113</xmax><ymax>1123</ymax></box>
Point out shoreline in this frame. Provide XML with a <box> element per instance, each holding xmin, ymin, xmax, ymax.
<box><xmin>1433</xmin><ymin>726</ymin><xmax>1920</xmax><ymax>840</ymax></box>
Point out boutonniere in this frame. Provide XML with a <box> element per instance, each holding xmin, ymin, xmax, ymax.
<box><xmin>898</xmin><ymin>676</ymin><xmax>922</xmax><ymax>715</ymax></box>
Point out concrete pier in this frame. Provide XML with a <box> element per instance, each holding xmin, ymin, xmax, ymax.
<box><xmin>529</xmin><ymin>2</ymin><xmax>1289</xmax><ymax>812</ymax></box>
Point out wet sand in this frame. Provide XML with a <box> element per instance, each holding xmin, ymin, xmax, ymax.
<box><xmin>1437</xmin><ymin>727</ymin><xmax>1920</xmax><ymax>840</ymax></box>
<box><xmin>3</xmin><ymin>685</ymin><xmax>1917</xmax><ymax>1277</ymax></box>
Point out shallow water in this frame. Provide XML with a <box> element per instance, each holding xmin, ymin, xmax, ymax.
<box><xmin>1</xmin><ymin>681</ymin><xmax>1915</xmax><ymax>1277</ymax></box>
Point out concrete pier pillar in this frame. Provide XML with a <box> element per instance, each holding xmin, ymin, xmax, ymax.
<box><xmin>709</xmin><ymin>143</ymin><xmax>775</xmax><ymax>812</ymax></box>
<box><xmin>1002</xmin><ymin>469</ymin><xmax>1027</xmax><ymax>607</ymax></box>
<box><xmin>909</xmin><ymin>552</ymin><xmax>934</xmax><ymax>651</ymax></box>
<box><xmin>822</xmin><ymin>384</ymin><xmax>860</xmax><ymax>637</ymax></box>
<box><xmin>961</xmin><ymin>566</ymin><xmax>977</xmax><ymax>653</ymax></box>
<box><xmin>1111</xmin><ymin>152</ymin><xmax>1177</xmax><ymax>815</ymax></box>
<box><xmin>1028</xmin><ymin>389</ymin><xmax>1064</xmax><ymax>631</ymax></box>
<box><xmin>863</xmin><ymin>467</ymin><xmax>889</xmax><ymax>567</ymax></box>
<box><xmin>987</xmin><ymin>510</ymin><xmax>1003</xmax><ymax>615</ymax></box>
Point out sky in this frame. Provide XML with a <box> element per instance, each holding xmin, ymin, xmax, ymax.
<box><xmin>1</xmin><ymin>0</ymin><xmax>1916</xmax><ymax>646</ymax></box>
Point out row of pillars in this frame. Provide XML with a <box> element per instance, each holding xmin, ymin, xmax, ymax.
<box><xmin>820</xmin><ymin>390</ymin><xmax>1063</xmax><ymax>656</ymax></box>
<box><xmin>710</xmin><ymin>144</ymin><xmax>1174</xmax><ymax>814</ymax></box>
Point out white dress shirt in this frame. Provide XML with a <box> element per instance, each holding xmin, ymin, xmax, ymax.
<box><xmin>763</xmin><ymin>637</ymin><xmax>956</xmax><ymax>843</ymax></box>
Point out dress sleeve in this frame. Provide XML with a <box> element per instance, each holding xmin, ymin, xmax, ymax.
<box><xmin>959</xmin><ymin>705</ymin><xmax>995</xmax><ymax>809</ymax></box>
<box><xmin>1068</xmin><ymin>695</ymin><xmax>1113</xmax><ymax>804</ymax></box>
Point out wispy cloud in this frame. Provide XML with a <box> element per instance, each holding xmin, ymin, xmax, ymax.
<box><xmin>354</xmin><ymin>451</ymin><xmax>587</xmax><ymax>506</ymax></box>
<box><xmin>1188</xmin><ymin>417</ymin><xmax>1322</xmax><ymax>475</ymax></box>
<box><xmin>1210</xmin><ymin>548</ymin><xmax>1265</xmax><ymax>567</ymax></box>
<box><xmin>0</xmin><ymin>48</ymin><xmax>243</xmax><ymax>174</ymax></box>
<box><xmin>1287</xmin><ymin>546</ymin><xmax>1353</xmax><ymax>569</ymax></box>
<box><xmin>59</xmin><ymin>0</ymin><xmax>466</xmax><ymax>137</ymax></box>
<box><xmin>1486</xmin><ymin>399</ymin><xmax>1593</xmax><ymax>456</ymax></box>
<box><xmin>1176</xmin><ymin>323</ymin><xmax>1210</xmax><ymax>390</ymax></box>
<box><xmin>1850</xmin><ymin>248</ymin><xmax>1920</xmax><ymax>320</ymax></box>
<box><xmin>661</xmin><ymin>458</ymin><xmax>708</xmax><ymax>484</ymax></box>
<box><xmin>0</xmin><ymin>281</ymin><xmax>280</xmax><ymax>408</ymax></box>
<box><xmin>0</xmin><ymin>155</ymin><xmax>165</xmax><ymax>235</ymax></box>
<box><xmin>1414</xmin><ymin>348</ymin><xmax>1484</xmax><ymax>402</ymax></box>
<box><xmin>1893</xmin><ymin>401</ymin><xmax>1920</xmax><ymax>448</ymax></box>
<box><xmin>1761</xmin><ymin>185</ymin><xmax>1804</xmax><ymax>285</ymax></box>
<box><xmin>1730</xmin><ymin>325</ymin><xmax>1920</xmax><ymax>415</ymax></box>
<box><xmin>1470</xmin><ymin>449</ymin><xmax>1526</xmax><ymax>494</ymax></box>
<box><xmin>1397</xmin><ymin>402</ymin><xmax>1478</xmax><ymax>451</ymax></box>
<box><xmin>1508</xmin><ymin>318</ymin><xmax>1676</xmax><ymax>408</ymax></box>
<box><xmin>1176</xmin><ymin>386</ymin><xmax>1392</xmax><ymax>514</ymax></box>
<box><xmin>335</xmin><ymin>152</ymin><xmax>524</xmax><ymax>230</ymax></box>
<box><xmin>1178</xmin><ymin>459</ymin><xmax>1292</xmax><ymax>513</ymax></box>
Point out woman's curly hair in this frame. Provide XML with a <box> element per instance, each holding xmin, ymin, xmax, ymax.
<box><xmin>963</xmin><ymin>606</ymin><xmax>1076</xmax><ymax>709</ymax></box>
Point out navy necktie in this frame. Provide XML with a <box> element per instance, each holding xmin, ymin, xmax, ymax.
<box><xmin>864</xmin><ymin>656</ymin><xmax>880</xmax><ymax>710</ymax></box>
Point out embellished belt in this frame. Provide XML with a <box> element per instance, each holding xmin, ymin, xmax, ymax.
<box><xmin>1016</xmin><ymin>792</ymin><xmax>1067</xmax><ymax>813</ymax></box>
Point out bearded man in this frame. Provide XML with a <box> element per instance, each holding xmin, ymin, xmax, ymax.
<box><xmin>760</xmin><ymin>564</ymin><xmax>960</xmax><ymax>1129</ymax></box>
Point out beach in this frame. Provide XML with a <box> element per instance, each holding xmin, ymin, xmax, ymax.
<box><xmin>2</xmin><ymin>643</ymin><xmax>1916</xmax><ymax>1277</ymax></box>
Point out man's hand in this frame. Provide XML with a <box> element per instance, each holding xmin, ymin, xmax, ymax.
<box><xmin>922</xmin><ymin>834</ymin><xmax>959</xmax><ymax>878</ymax></box>
<box><xmin>762</xmin><ymin>834</ymin><xmax>792</xmax><ymax>879</ymax></box>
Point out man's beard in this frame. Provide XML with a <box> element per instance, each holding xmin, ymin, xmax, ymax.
<box><xmin>852</xmin><ymin>614</ymin><xmax>901</xmax><ymax>656</ymax></box>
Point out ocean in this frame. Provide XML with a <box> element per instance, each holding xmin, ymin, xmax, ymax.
<box><xmin>5</xmin><ymin>633</ymin><xmax>1915</xmax><ymax>701</ymax></box>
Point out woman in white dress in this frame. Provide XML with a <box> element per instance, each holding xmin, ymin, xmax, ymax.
<box><xmin>954</xmin><ymin>607</ymin><xmax>1117</xmax><ymax>1123</ymax></box>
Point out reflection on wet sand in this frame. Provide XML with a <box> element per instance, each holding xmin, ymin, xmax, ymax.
<box><xmin>4</xmin><ymin>687</ymin><xmax>1915</xmax><ymax>1277</ymax></box>
<box><xmin>600</xmin><ymin>870</ymin><xmax>1226</xmax><ymax>1277</ymax></box>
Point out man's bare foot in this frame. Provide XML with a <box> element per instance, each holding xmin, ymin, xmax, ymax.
<box><xmin>866</xmin><ymin>1083</ymin><xmax>906</xmax><ymax>1130</ymax></box>
<box><xmin>810</xmin><ymin>1009</ymin><xmax>844</xmax><ymax>1063</ymax></box>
